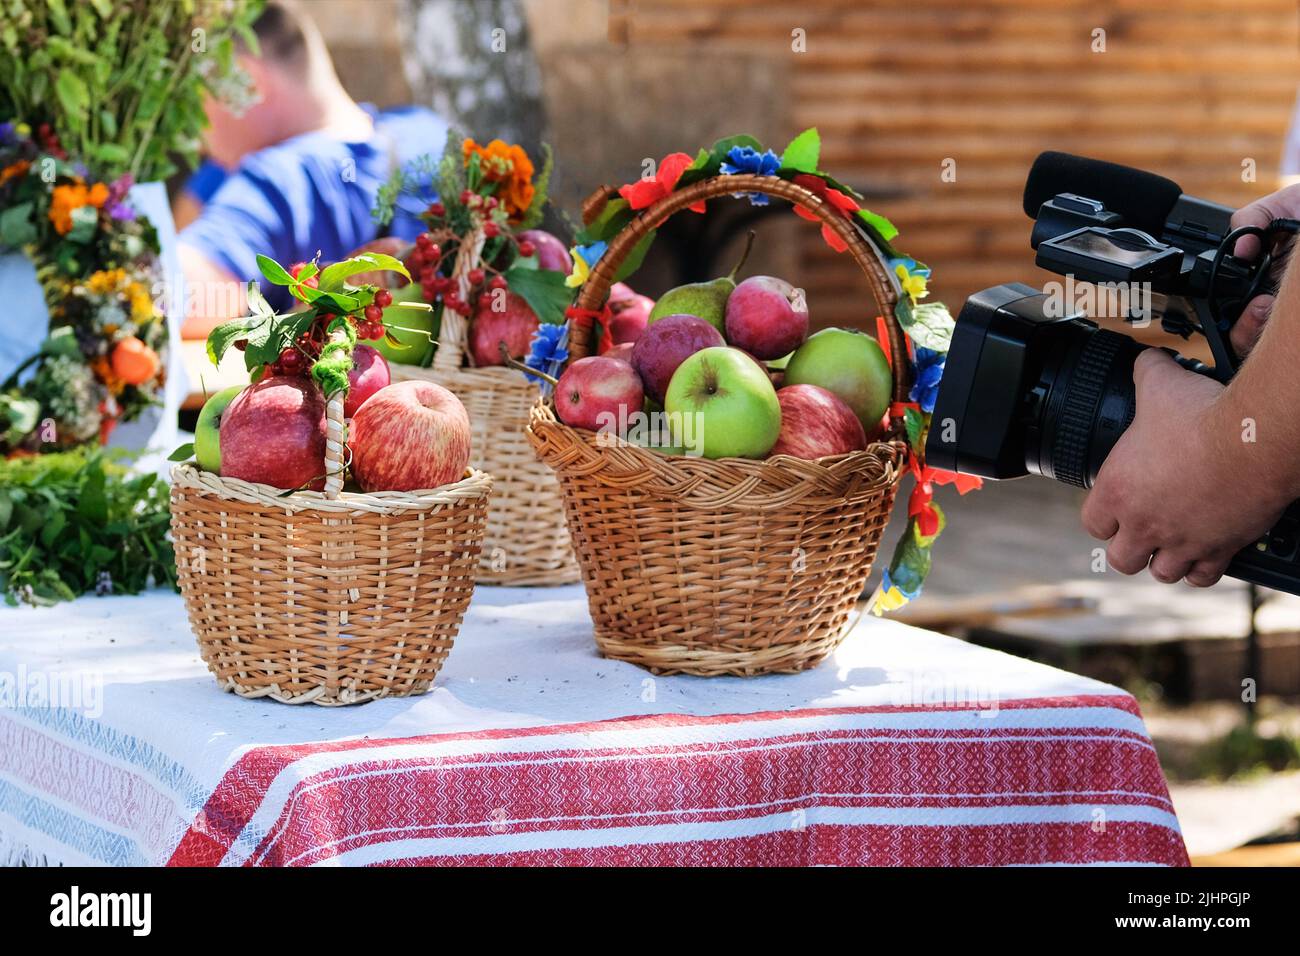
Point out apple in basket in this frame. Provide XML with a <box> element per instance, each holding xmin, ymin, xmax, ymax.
<box><xmin>373</xmin><ymin>280</ymin><xmax>437</xmax><ymax>366</ymax></box>
<box><xmin>604</xmin><ymin>342</ymin><xmax>635</xmax><ymax>364</ymax></box>
<box><xmin>630</xmin><ymin>313</ymin><xmax>726</xmax><ymax>405</ymax></box>
<box><xmin>769</xmin><ymin>384</ymin><xmax>867</xmax><ymax>459</ymax></box>
<box><xmin>724</xmin><ymin>275</ymin><xmax>810</xmax><ymax>360</ymax></box>
<box><xmin>783</xmin><ymin>328</ymin><xmax>893</xmax><ymax>432</ymax></box>
<box><xmin>515</xmin><ymin>229</ymin><xmax>572</xmax><ymax>273</ymax></box>
<box><xmin>555</xmin><ymin>356</ymin><xmax>644</xmax><ymax>432</ymax></box>
<box><xmin>602</xmin><ymin>282</ymin><xmax>654</xmax><ymax>352</ymax></box>
<box><xmin>349</xmin><ymin>380</ymin><xmax>472</xmax><ymax>492</ymax></box>
<box><xmin>343</xmin><ymin>344</ymin><xmax>391</xmax><ymax>418</ymax></box>
<box><xmin>665</xmin><ymin>346</ymin><xmax>781</xmax><ymax>459</ymax></box>
<box><xmin>194</xmin><ymin>385</ymin><xmax>244</xmax><ymax>473</ymax></box>
<box><xmin>220</xmin><ymin>377</ymin><xmax>328</xmax><ymax>490</ymax></box>
<box><xmin>470</xmin><ymin>290</ymin><xmax>539</xmax><ymax>367</ymax></box>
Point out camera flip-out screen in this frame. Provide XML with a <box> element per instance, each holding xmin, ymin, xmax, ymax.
<box><xmin>1037</xmin><ymin>227</ymin><xmax>1182</xmax><ymax>283</ymax></box>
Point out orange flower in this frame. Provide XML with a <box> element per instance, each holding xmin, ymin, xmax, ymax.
<box><xmin>463</xmin><ymin>138</ymin><xmax>535</xmax><ymax>221</ymax></box>
<box><xmin>48</xmin><ymin>181</ymin><xmax>109</xmax><ymax>235</ymax></box>
<box><xmin>0</xmin><ymin>159</ymin><xmax>29</xmax><ymax>186</ymax></box>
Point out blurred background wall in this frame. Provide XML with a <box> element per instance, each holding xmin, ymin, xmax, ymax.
<box><xmin>309</xmin><ymin>0</ymin><xmax>1300</xmax><ymax>345</ymax></box>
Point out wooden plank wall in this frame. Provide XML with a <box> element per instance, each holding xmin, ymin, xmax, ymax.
<box><xmin>611</xmin><ymin>0</ymin><xmax>1300</xmax><ymax>336</ymax></box>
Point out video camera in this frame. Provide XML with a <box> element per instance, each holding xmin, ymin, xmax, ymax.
<box><xmin>925</xmin><ymin>151</ymin><xmax>1300</xmax><ymax>595</ymax></box>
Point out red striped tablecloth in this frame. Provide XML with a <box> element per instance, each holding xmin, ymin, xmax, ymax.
<box><xmin>0</xmin><ymin>587</ymin><xmax>1187</xmax><ymax>867</ymax></box>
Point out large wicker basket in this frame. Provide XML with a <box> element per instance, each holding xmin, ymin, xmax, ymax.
<box><xmin>169</xmin><ymin>389</ymin><xmax>492</xmax><ymax>705</ymax></box>
<box><xmin>388</xmin><ymin>227</ymin><xmax>578</xmax><ymax>586</ymax></box>
<box><xmin>526</xmin><ymin>173</ymin><xmax>910</xmax><ymax>676</ymax></box>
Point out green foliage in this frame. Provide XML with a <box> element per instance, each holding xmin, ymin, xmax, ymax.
<box><xmin>503</xmin><ymin>264</ymin><xmax>570</xmax><ymax>325</ymax></box>
<box><xmin>896</xmin><ymin>299</ymin><xmax>955</xmax><ymax>352</ymax></box>
<box><xmin>0</xmin><ymin>0</ymin><xmax>263</xmax><ymax>182</ymax></box>
<box><xmin>0</xmin><ymin>448</ymin><xmax>175</xmax><ymax>606</ymax></box>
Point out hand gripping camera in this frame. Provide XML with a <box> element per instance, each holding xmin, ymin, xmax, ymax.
<box><xmin>925</xmin><ymin>151</ymin><xmax>1300</xmax><ymax>595</ymax></box>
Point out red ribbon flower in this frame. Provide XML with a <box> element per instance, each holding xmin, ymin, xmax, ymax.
<box><xmin>791</xmin><ymin>174</ymin><xmax>860</xmax><ymax>252</ymax></box>
<box><xmin>618</xmin><ymin>152</ymin><xmax>706</xmax><ymax>214</ymax></box>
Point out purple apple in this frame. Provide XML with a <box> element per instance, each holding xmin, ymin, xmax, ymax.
<box><xmin>517</xmin><ymin>229</ymin><xmax>572</xmax><ymax>273</ymax></box>
<box><xmin>630</xmin><ymin>313</ymin><xmax>726</xmax><ymax>405</ymax></box>
<box><xmin>343</xmin><ymin>344</ymin><xmax>391</xmax><ymax>418</ymax></box>
<box><xmin>220</xmin><ymin>377</ymin><xmax>327</xmax><ymax>490</ymax></box>
<box><xmin>555</xmin><ymin>356</ymin><xmax>644</xmax><ymax>433</ymax></box>
<box><xmin>725</xmin><ymin>275</ymin><xmax>810</xmax><ymax>360</ymax></box>
<box><xmin>769</xmin><ymin>384</ymin><xmax>867</xmax><ymax>459</ymax></box>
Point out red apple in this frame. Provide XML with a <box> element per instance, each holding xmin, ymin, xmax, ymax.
<box><xmin>630</xmin><ymin>313</ymin><xmax>726</xmax><ymax>405</ymax></box>
<box><xmin>768</xmin><ymin>384</ymin><xmax>867</xmax><ymax>460</ymax></box>
<box><xmin>725</xmin><ymin>275</ymin><xmax>810</xmax><ymax>360</ymax></box>
<box><xmin>600</xmin><ymin>283</ymin><xmax>654</xmax><ymax>355</ymax></box>
<box><xmin>220</xmin><ymin>377</ymin><xmax>327</xmax><ymax>490</ymax></box>
<box><xmin>343</xmin><ymin>344</ymin><xmax>391</xmax><ymax>418</ymax></box>
<box><xmin>343</xmin><ymin>236</ymin><xmax>411</xmax><ymax>288</ymax></box>
<box><xmin>605</xmin><ymin>342</ymin><xmax>635</xmax><ymax>364</ymax></box>
<box><xmin>470</xmin><ymin>290</ymin><xmax>539</xmax><ymax>367</ymax></box>
<box><xmin>349</xmin><ymin>380</ymin><xmax>472</xmax><ymax>492</ymax></box>
<box><xmin>555</xmin><ymin>356</ymin><xmax>644</xmax><ymax>433</ymax></box>
<box><xmin>516</xmin><ymin>229</ymin><xmax>572</xmax><ymax>273</ymax></box>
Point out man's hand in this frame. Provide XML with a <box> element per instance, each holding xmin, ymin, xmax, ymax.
<box><xmin>1228</xmin><ymin>183</ymin><xmax>1300</xmax><ymax>358</ymax></box>
<box><xmin>1080</xmin><ymin>350</ymin><xmax>1287</xmax><ymax>587</ymax></box>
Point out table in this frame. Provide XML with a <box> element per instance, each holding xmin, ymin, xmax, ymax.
<box><xmin>0</xmin><ymin>586</ymin><xmax>1188</xmax><ymax>867</ymax></box>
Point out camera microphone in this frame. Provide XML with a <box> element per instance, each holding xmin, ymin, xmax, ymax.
<box><xmin>1022</xmin><ymin>151</ymin><xmax>1183</xmax><ymax>236</ymax></box>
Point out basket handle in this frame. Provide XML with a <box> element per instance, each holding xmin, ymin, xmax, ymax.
<box><xmin>569</xmin><ymin>173</ymin><xmax>912</xmax><ymax>402</ymax></box>
<box><xmin>432</xmin><ymin>224</ymin><xmax>486</xmax><ymax>373</ymax></box>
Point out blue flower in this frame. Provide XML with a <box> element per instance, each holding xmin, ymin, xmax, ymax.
<box><xmin>719</xmin><ymin>146</ymin><xmax>781</xmax><ymax>206</ymax></box>
<box><xmin>566</xmin><ymin>240</ymin><xmax>607</xmax><ymax>288</ymax></box>
<box><xmin>909</xmin><ymin>347</ymin><xmax>945</xmax><ymax>413</ymax></box>
<box><xmin>0</xmin><ymin>122</ymin><xmax>15</xmax><ymax>146</ymax></box>
<box><xmin>525</xmin><ymin>322</ymin><xmax>569</xmax><ymax>389</ymax></box>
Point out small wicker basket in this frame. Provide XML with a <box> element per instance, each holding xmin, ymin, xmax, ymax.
<box><xmin>526</xmin><ymin>173</ymin><xmax>910</xmax><ymax>677</ymax></box>
<box><xmin>169</xmin><ymin>392</ymin><xmax>491</xmax><ymax>705</ymax></box>
<box><xmin>389</xmin><ymin>228</ymin><xmax>578</xmax><ymax>587</ymax></box>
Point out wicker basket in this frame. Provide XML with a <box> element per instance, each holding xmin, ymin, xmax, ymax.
<box><xmin>388</xmin><ymin>228</ymin><xmax>578</xmax><ymax>587</ymax></box>
<box><xmin>169</xmin><ymin>388</ymin><xmax>492</xmax><ymax>705</ymax></box>
<box><xmin>526</xmin><ymin>173</ymin><xmax>911</xmax><ymax>676</ymax></box>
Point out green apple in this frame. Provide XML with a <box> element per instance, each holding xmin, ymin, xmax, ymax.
<box><xmin>783</xmin><ymin>328</ymin><xmax>893</xmax><ymax>431</ymax></box>
<box><xmin>664</xmin><ymin>346</ymin><xmax>781</xmax><ymax>459</ymax></box>
<box><xmin>194</xmin><ymin>385</ymin><xmax>244</xmax><ymax>472</ymax></box>
<box><xmin>374</xmin><ymin>283</ymin><xmax>439</xmax><ymax>367</ymax></box>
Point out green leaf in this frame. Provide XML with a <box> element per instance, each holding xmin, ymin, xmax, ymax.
<box><xmin>256</xmin><ymin>254</ymin><xmax>296</xmax><ymax>287</ymax></box>
<box><xmin>503</xmin><ymin>267</ymin><xmax>572</xmax><ymax>326</ymax></box>
<box><xmin>206</xmin><ymin>313</ymin><xmax>268</xmax><ymax>366</ymax></box>
<box><xmin>577</xmin><ymin>197</ymin><xmax>634</xmax><ymax>244</ymax></box>
<box><xmin>54</xmin><ymin>69</ymin><xmax>90</xmax><ymax>122</ymax></box>
<box><xmin>317</xmin><ymin>253</ymin><xmax>411</xmax><ymax>292</ymax></box>
<box><xmin>857</xmin><ymin>207</ymin><xmax>900</xmax><ymax>244</ymax></box>
<box><xmin>246</xmin><ymin>281</ymin><xmax>274</xmax><ymax>320</ymax></box>
<box><xmin>42</xmin><ymin>327</ymin><xmax>82</xmax><ymax>358</ymax></box>
<box><xmin>913</xmin><ymin>502</ymin><xmax>946</xmax><ymax>548</ymax></box>
<box><xmin>0</xmin><ymin>203</ymin><xmax>37</xmax><ymax>248</ymax></box>
<box><xmin>899</xmin><ymin>302</ymin><xmax>955</xmax><ymax>352</ymax></box>
<box><xmin>518</xmin><ymin>142</ymin><xmax>553</xmax><ymax>231</ymax></box>
<box><xmin>168</xmin><ymin>442</ymin><xmax>195</xmax><ymax>463</ymax></box>
<box><xmin>77</xmin><ymin>464</ymin><xmax>108</xmax><ymax>525</ymax></box>
<box><xmin>903</xmin><ymin>407</ymin><xmax>926</xmax><ymax>455</ymax></box>
<box><xmin>780</xmin><ymin>127</ymin><xmax>821</xmax><ymax>173</ymax></box>
<box><xmin>613</xmin><ymin>230</ymin><xmax>657</xmax><ymax>283</ymax></box>
<box><xmin>40</xmin><ymin>509</ymin><xmax>66</xmax><ymax>549</ymax></box>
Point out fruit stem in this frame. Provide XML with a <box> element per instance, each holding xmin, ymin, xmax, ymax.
<box><xmin>728</xmin><ymin>230</ymin><xmax>756</xmax><ymax>280</ymax></box>
<box><xmin>499</xmin><ymin>341</ymin><xmax>558</xmax><ymax>386</ymax></box>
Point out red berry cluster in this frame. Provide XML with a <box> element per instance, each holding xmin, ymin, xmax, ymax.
<box><xmin>36</xmin><ymin>122</ymin><xmax>67</xmax><ymax>160</ymax></box>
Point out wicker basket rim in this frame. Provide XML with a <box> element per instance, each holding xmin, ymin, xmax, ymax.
<box><xmin>170</xmin><ymin>463</ymin><xmax>493</xmax><ymax>513</ymax></box>
<box><xmin>526</xmin><ymin>401</ymin><xmax>901</xmax><ymax>511</ymax></box>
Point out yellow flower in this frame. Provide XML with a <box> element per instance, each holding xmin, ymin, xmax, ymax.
<box><xmin>128</xmin><ymin>283</ymin><xmax>155</xmax><ymax>322</ymax></box>
<box><xmin>894</xmin><ymin>263</ymin><xmax>928</xmax><ymax>302</ymax></box>
<box><xmin>87</xmin><ymin>269</ymin><xmax>126</xmax><ymax>294</ymax></box>
<box><xmin>868</xmin><ymin>583</ymin><xmax>911</xmax><ymax>616</ymax></box>
<box><xmin>565</xmin><ymin>248</ymin><xmax>591</xmax><ymax>289</ymax></box>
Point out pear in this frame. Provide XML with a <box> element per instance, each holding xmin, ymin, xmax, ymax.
<box><xmin>647</xmin><ymin>232</ymin><xmax>755</xmax><ymax>334</ymax></box>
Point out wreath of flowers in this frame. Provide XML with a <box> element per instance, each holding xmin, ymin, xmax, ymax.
<box><xmin>562</xmin><ymin>126</ymin><xmax>982</xmax><ymax>612</ymax></box>
<box><xmin>0</xmin><ymin>120</ymin><xmax>167</xmax><ymax>454</ymax></box>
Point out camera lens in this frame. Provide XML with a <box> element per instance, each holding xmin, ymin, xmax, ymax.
<box><xmin>1027</xmin><ymin>324</ymin><xmax>1144</xmax><ymax>488</ymax></box>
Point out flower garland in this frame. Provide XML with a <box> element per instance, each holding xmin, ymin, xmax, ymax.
<box><xmin>565</xmin><ymin>126</ymin><xmax>981</xmax><ymax>612</ymax></box>
<box><xmin>0</xmin><ymin>120</ymin><xmax>167</xmax><ymax>454</ymax></box>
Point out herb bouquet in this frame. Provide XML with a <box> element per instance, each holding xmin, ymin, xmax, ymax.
<box><xmin>370</xmin><ymin>133</ymin><xmax>578</xmax><ymax>586</ymax></box>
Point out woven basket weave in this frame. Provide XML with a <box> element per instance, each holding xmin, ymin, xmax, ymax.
<box><xmin>388</xmin><ymin>226</ymin><xmax>578</xmax><ymax>586</ymax></box>
<box><xmin>526</xmin><ymin>173</ymin><xmax>910</xmax><ymax>676</ymax></box>
<box><xmin>169</xmin><ymin>384</ymin><xmax>491</xmax><ymax>705</ymax></box>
